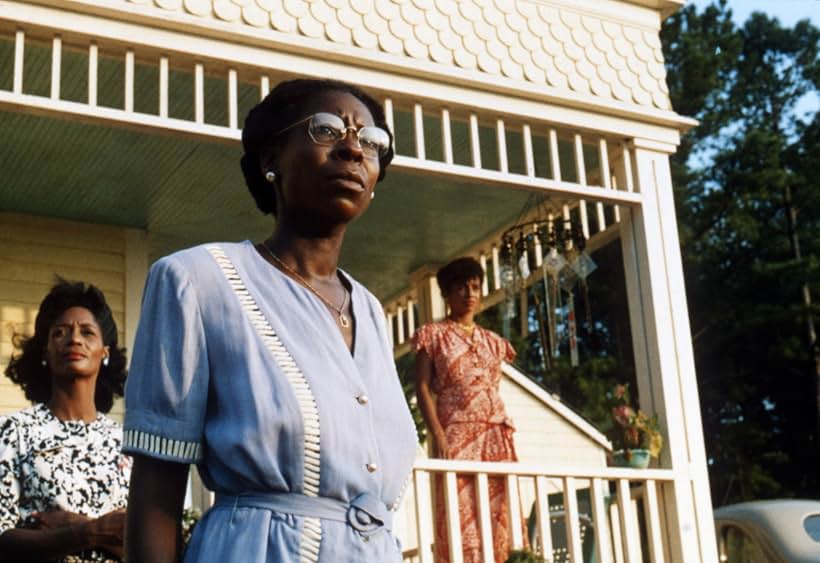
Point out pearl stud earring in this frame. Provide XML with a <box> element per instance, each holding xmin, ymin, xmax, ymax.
<box><xmin>265</xmin><ymin>171</ymin><xmax>276</xmax><ymax>183</ymax></box>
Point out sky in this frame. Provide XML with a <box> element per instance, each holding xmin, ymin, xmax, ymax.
<box><xmin>688</xmin><ymin>0</ymin><xmax>819</xmax><ymax>117</ymax></box>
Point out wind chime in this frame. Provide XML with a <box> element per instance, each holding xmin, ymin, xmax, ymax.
<box><xmin>498</xmin><ymin>213</ymin><xmax>597</xmax><ymax>370</ymax></box>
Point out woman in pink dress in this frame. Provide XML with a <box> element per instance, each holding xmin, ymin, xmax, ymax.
<box><xmin>413</xmin><ymin>257</ymin><xmax>518</xmax><ymax>563</ymax></box>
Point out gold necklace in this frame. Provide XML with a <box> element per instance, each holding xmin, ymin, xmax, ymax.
<box><xmin>262</xmin><ymin>242</ymin><xmax>350</xmax><ymax>328</ymax></box>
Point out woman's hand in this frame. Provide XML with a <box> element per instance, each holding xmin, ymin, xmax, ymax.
<box><xmin>30</xmin><ymin>510</ymin><xmax>90</xmax><ymax>529</ymax></box>
<box><xmin>432</xmin><ymin>429</ymin><xmax>450</xmax><ymax>459</ymax></box>
<box><xmin>87</xmin><ymin>509</ymin><xmax>126</xmax><ymax>557</ymax></box>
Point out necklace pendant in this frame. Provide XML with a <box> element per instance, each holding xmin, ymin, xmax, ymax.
<box><xmin>339</xmin><ymin>314</ymin><xmax>350</xmax><ymax>328</ymax></box>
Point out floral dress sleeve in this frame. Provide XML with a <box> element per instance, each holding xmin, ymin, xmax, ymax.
<box><xmin>0</xmin><ymin>416</ymin><xmax>21</xmax><ymax>534</ymax></box>
<box><xmin>411</xmin><ymin>323</ymin><xmax>437</xmax><ymax>358</ymax></box>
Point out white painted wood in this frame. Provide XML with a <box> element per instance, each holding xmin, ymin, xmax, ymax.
<box><xmin>124</xmin><ymin>49</ymin><xmax>134</xmax><ymax>113</ymax></box>
<box><xmin>562</xmin><ymin>204</ymin><xmax>573</xmax><ymax>250</ymax></box>
<box><xmin>386</xmin><ymin>312</ymin><xmax>394</xmax><ymax>347</ymax></box>
<box><xmin>475</xmin><ymin>473</ymin><xmax>494</xmax><ymax>563</ymax></box>
<box><xmin>228</xmin><ymin>68</ymin><xmax>238</xmax><ymax>129</ymax></box>
<box><xmin>414</xmin><ymin>103</ymin><xmax>426</xmax><ymax>160</ymax></box>
<box><xmin>597</xmin><ymin>138</ymin><xmax>609</xmax><ymax>230</ymax></box>
<box><xmin>13</xmin><ymin>29</ymin><xmax>24</xmax><ymax>95</ymax></box>
<box><xmin>623</xmin><ymin>144</ymin><xmax>635</xmax><ymax>192</ymax></box>
<box><xmin>397</xmin><ymin>305</ymin><xmax>405</xmax><ymax>344</ymax></box>
<box><xmin>159</xmin><ymin>56</ymin><xmax>169</xmax><ymax>118</ymax></box>
<box><xmin>384</xmin><ymin>97</ymin><xmax>394</xmax><ymax>137</ymax></box>
<box><xmin>549</xmin><ymin>129</ymin><xmax>562</xmax><ymax>182</ymax></box>
<box><xmin>506</xmin><ymin>474</ymin><xmax>524</xmax><ymax>550</ymax></box>
<box><xmin>194</xmin><ymin>63</ymin><xmax>204</xmax><ymax>124</ymax></box>
<box><xmin>643</xmin><ymin>480</ymin><xmax>665</xmax><ymax>563</ymax></box>
<box><xmin>50</xmin><ymin>35</ymin><xmax>61</xmax><ymax>100</ymax></box>
<box><xmin>491</xmin><ymin>246</ymin><xmax>500</xmax><ymax>291</ymax></box>
<box><xmin>573</xmin><ymin>134</ymin><xmax>590</xmax><ymax>240</ymax></box>
<box><xmin>523</xmin><ymin>124</ymin><xmax>535</xmax><ymax>177</ymax></box>
<box><xmin>479</xmin><ymin>253</ymin><xmax>489</xmax><ymax>296</ymax></box>
<box><xmin>441</xmin><ymin>108</ymin><xmax>453</xmax><ymax>165</ymax></box>
<box><xmin>563</xmin><ymin>477</ymin><xmax>583</xmax><ymax>563</ymax></box>
<box><xmin>87</xmin><ymin>42</ymin><xmax>97</xmax><ymax>107</ymax></box>
<box><xmin>406</xmin><ymin>298</ymin><xmax>415</xmax><ymax>334</ymax></box>
<box><xmin>469</xmin><ymin>114</ymin><xmax>481</xmax><ymax>169</ymax></box>
<box><xmin>444</xmin><ymin>471</ymin><xmax>463</xmax><ymax>563</ymax></box>
<box><xmin>617</xmin><ymin>479</ymin><xmax>640</xmax><ymax>562</ymax></box>
<box><xmin>496</xmin><ymin>119</ymin><xmax>508</xmax><ymax>173</ymax></box>
<box><xmin>590</xmin><ymin>478</ymin><xmax>614</xmax><ymax>563</ymax></box>
<box><xmin>535</xmin><ymin>476</ymin><xmax>554</xmax><ymax>559</ymax></box>
<box><xmin>610</xmin><ymin>501</ymin><xmax>625</xmax><ymax>563</ymax></box>
<box><xmin>533</xmin><ymin>226</ymin><xmax>543</xmax><ymax>267</ymax></box>
<box><xmin>259</xmin><ymin>75</ymin><xmax>270</xmax><ymax>100</ymax></box>
<box><xmin>413</xmin><ymin>470</ymin><xmax>435</xmax><ymax>563</ymax></box>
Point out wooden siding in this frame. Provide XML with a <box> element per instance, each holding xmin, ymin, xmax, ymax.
<box><xmin>500</xmin><ymin>377</ymin><xmax>607</xmax><ymax>467</ymax></box>
<box><xmin>0</xmin><ymin>212</ymin><xmax>127</xmax><ymax>419</ymax></box>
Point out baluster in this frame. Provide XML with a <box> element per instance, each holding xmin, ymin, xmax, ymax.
<box><xmin>228</xmin><ymin>68</ymin><xmax>238</xmax><ymax>129</ymax></box>
<box><xmin>88</xmin><ymin>42</ymin><xmax>98</xmax><ymax>106</ymax></box>
<box><xmin>611</xmin><ymin>174</ymin><xmax>622</xmax><ymax>222</ymax></box>
<box><xmin>194</xmin><ymin>63</ymin><xmax>204</xmax><ymax>124</ymax></box>
<box><xmin>414</xmin><ymin>469</ymin><xmax>435</xmax><ymax>563</ymax></box>
<box><xmin>260</xmin><ymin>75</ymin><xmax>270</xmax><ymax>100</ymax></box>
<box><xmin>479</xmin><ymin>253</ymin><xmax>489</xmax><ymax>296</ymax></box>
<box><xmin>533</xmin><ymin>224</ymin><xmax>543</xmax><ymax>266</ymax></box>
<box><xmin>441</xmin><ymin>108</ymin><xmax>453</xmax><ymax>164</ymax></box>
<box><xmin>590</xmin><ymin>478</ymin><xmax>615</xmax><ymax>563</ymax></box>
<box><xmin>159</xmin><ymin>56</ymin><xmax>169</xmax><ymax>118</ymax></box>
<box><xmin>406</xmin><ymin>298</ymin><xmax>416</xmax><ymax>335</ymax></box>
<box><xmin>563</xmin><ymin>477</ymin><xmax>583</xmax><ymax>562</ymax></box>
<box><xmin>445</xmin><ymin>471</ymin><xmax>464</xmax><ymax>563</ymax></box>
<box><xmin>643</xmin><ymin>480</ymin><xmax>665</xmax><ymax>563</ymax></box>
<box><xmin>563</xmin><ymin>204</ymin><xmax>573</xmax><ymax>250</ymax></box>
<box><xmin>414</xmin><ymin>103</ymin><xmax>426</xmax><ymax>160</ymax></box>
<box><xmin>385</xmin><ymin>311</ymin><xmax>394</xmax><ymax>348</ymax></box>
<box><xmin>13</xmin><ymin>29</ymin><xmax>24</xmax><ymax>94</ymax></box>
<box><xmin>535</xmin><ymin>476</ymin><xmax>554</xmax><ymax>557</ymax></box>
<box><xmin>523</xmin><ymin>124</ymin><xmax>535</xmax><ymax>177</ymax></box>
<box><xmin>469</xmin><ymin>113</ymin><xmax>481</xmax><ymax>168</ymax></box>
<box><xmin>491</xmin><ymin>245</ymin><xmax>500</xmax><ymax>290</ymax></box>
<box><xmin>617</xmin><ymin>479</ymin><xmax>641</xmax><ymax>562</ymax></box>
<box><xmin>597</xmin><ymin>138</ymin><xmax>610</xmax><ymax>231</ymax></box>
<box><xmin>396</xmin><ymin>305</ymin><xmax>405</xmax><ymax>344</ymax></box>
<box><xmin>506</xmin><ymin>474</ymin><xmax>524</xmax><ymax>550</ymax></box>
<box><xmin>124</xmin><ymin>49</ymin><xmax>134</xmax><ymax>113</ymax></box>
<box><xmin>475</xmin><ymin>473</ymin><xmax>494</xmax><ymax>563</ymax></box>
<box><xmin>384</xmin><ymin>98</ymin><xmax>395</xmax><ymax>136</ymax></box>
<box><xmin>549</xmin><ymin>128</ymin><xmax>561</xmax><ymax>181</ymax></box>
<box><xmin>573</xmin><ymin>134</ymin><xmax>590</xmax><ymax>239</ymax></box>
<box><xmin>610</xmin><ymin>501</ymin><xmax>626</xmax><ymax>563</ymax></box>
<box><xmin>622</xmin><ymin>143</ymin><xmax>635</xmax><ymax>192</ymax></box>
<box><xmin>496</xmin><ymin>119</ymin><xmax>508</xmax><ymax>173</ymax></box>
<box><xmin>50</xmin><ymin>35</ymin><xmax>61</xmax><ymax>100</ymax></box>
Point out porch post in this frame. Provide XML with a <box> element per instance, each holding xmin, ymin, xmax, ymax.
<box><xmin>619</xmin><ymin>141</ymin><xmax>718</xmax><ymax>562</ymax></box>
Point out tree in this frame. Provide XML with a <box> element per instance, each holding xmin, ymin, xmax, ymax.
<box><xmin>662</xmin><ymin>1</ymin><xmax>820</xmax><ymax>504</ymax></box>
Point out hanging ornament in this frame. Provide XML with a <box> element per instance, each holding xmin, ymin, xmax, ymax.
<box><xmin>570</xmin><ymin>251</ymin><xmax>597</xmax><ymax>280</ymax></box>
<box><xmin>567</xmin><ymin>291</ymin><xmax>579</xmax><ymax>367</ymax></box>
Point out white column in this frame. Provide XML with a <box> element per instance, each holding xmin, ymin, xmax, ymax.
<box><xmin>620</xmin><ymin>141</ymin><xmax>717</xmax><ymax>563</ymax></box>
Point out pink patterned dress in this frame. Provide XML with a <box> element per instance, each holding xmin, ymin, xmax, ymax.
<box><xmin>412</xmin><ymin>320</ymin><xmax>518</xmax><ymax>563</ymax></box>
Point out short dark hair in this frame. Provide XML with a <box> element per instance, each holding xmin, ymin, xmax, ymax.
<box><xmin>4</xmin><ymin>280</ymin><xmax>127</xmax><ymax>413</ymax></box>
<box><xmin>436</xmin><ymin>257</ymin><xmax>485</xmax><ymax>295</ymax></box>
<box><xmin>240</xmin><ymin>78</ymin><xmax>395</xmax><ymax>216</ymax></box>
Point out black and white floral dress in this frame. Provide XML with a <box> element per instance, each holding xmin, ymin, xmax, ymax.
<box><xmin>0</xmin><ymin>403</ymin><xmax>131</xmax><ymax>562</ymax></box>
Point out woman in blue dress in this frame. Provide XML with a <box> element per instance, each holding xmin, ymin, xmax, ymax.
<box><xmin>123</xmin><ymin>79</ymin><xmax>418</xmax><ymax>562</ymax></box>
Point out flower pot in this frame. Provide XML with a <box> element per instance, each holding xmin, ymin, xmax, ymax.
<box><xmin>612</xmin><ymin>449</ymin><xmax>651</xmax><ymax>469</ymax></box>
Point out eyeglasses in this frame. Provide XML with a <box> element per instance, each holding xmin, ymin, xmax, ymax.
<box><xmin>275</xmin><ymin>112</ymin><xmax>391</xmax><ymax>160</ymax></box>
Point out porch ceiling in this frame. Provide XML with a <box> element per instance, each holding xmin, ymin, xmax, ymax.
<box><xmin>0</xmin><ymin>110</ymin><xmax>532</xmax><ymax>300</ymax></box>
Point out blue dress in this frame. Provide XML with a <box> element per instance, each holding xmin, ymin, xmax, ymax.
<box><xmin>122</xmin><ymin>241</ymin><xmax>418</xmax><ymax>562</ymax></box>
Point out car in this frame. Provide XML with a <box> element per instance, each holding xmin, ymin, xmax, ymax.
<box><xmin>714</xmin><ymin>499</ymin><xmax>820</xmax><ymax>562</ymax></box>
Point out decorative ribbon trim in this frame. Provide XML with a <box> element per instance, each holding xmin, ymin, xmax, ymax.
<box><xmin>122</xmin><ymin>429</ymin><xmax>202</xmax><ymax>463</ymax></box>
<box><xmin>207</xmin><ymin>245</ymin><xmax>322</xmax><ymax>562</ymax></box>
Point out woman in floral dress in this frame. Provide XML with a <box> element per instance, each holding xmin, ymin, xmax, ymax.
<box><xmin>413</xmin><ymin>257</ymin><xmax>518</xmax><ymax>563</ymax></box>
<box><xmin>0</xmin><ymin>281</ymin><xmax>131</xmax><ymax>562</ymax></box>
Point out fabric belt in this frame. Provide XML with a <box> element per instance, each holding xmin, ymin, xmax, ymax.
<box><xmin>215</xmin><ymin>491</ymin><xmax>393</xmax><ymax>537</ymax></box>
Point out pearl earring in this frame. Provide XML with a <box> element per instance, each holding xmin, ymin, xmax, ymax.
<box><xmin>370</xmin><ymin>191</ymin><xmax>375</xmax><ymax>200</ymax></box>
<box><xmin>265</xmin><ymin>171</ymin><xmax>276</xmax><ymax>184</ymax></box>
<box><xmin>102</xmin><ymin>357</ymin><xmax>109</xmax><ymax>367</ymax></box>
<box><xmin>41</xmin><ymin>359</ymin><xmax>47</xmax><ymax>367</ymax></box>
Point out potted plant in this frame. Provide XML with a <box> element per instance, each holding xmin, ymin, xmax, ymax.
<box><xmin>607</xmin><ymin>384</ymin><xmax>663</xmax><ymax>468</ymax></box>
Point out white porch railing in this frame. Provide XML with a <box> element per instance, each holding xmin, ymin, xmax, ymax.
<box><xmin>402</xmin><ymin>459</ymin><xmax>675</xmax><ymax>563</ymax></box>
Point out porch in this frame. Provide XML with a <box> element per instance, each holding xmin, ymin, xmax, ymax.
<box><xmin>0</xmin><ymin>0</ymin><xmax>716</xmax><ymax>561</ymax></box>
